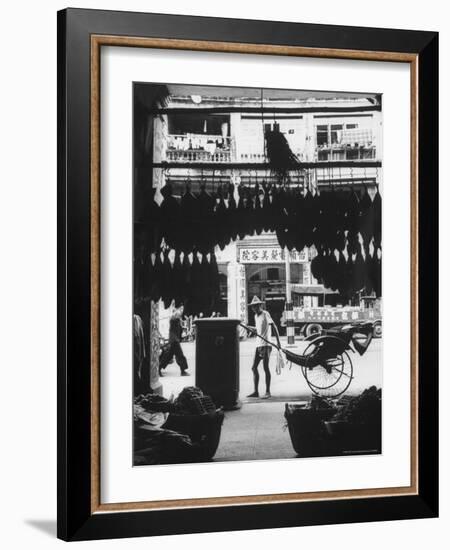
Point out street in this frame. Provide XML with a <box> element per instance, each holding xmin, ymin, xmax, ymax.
<box><xmin>158</xmin><ymin>336</ymin><xmax>382</xmax><ymax>402</ymax></box>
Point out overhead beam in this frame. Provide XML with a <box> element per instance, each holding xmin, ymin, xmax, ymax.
<box><xmin>151</xmin><ymin>160</ymin><xmax>382</xmax><ymax>170</ymax></box>
<box><xmin>149</xmin><ymin>105</ymin><xmax>382</xmax><ymax>115</ymax></box>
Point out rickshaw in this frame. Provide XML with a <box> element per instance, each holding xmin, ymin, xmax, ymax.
<box><xmin>241</xmin><ymin>321</ymin><xmax>374</xmax><ymax>398</ymax></box>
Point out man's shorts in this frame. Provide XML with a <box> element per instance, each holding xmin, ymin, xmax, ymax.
<box><xmin>255</xmin><ymin>345</ymin><xmax>272</xmax><ymax>360</ymax></box>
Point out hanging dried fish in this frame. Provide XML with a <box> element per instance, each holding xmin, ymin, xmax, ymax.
<box><xmin>160</xmin><ymin>183</ymin><xmax>181</xmax><ymax>250</ymax></box>
<box><xmin>179</xmin><ymin>181</ymin><xmax>198</xmax><ymax>253</ymax></box>
<box><xmin>196</xmin><ymin>184</ymin><xmax>216</xmax><ymax>254</ymax></box>
<box><xmin>214</xmin><ymin>185</ymin><xmax>229</xmax><ymax>250</ymax></box>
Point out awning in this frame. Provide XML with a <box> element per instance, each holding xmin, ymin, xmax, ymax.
<box><xmin>291</xmin><ymin>284</ymin><xmax>339</xmax><ymax>296</ymax></box>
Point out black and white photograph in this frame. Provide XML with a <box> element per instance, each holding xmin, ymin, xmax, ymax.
<box><xmin>132</xmin><ymin>83</ymin><xmax>383</xmax><ymax>466</ymax></box>
<box><xmin>0</xmin><ymin>0</ymin><xmax>442</xmax><ymax>545</ymax></box>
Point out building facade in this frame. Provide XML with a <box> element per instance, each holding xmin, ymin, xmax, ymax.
<box><xmin>149</xmin><ymin>85</ymin><xmax>382</xmax><ymax>331</ymax></box>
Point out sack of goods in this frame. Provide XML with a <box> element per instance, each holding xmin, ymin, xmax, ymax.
<box><xmin>134</xmin><ymin>387</ymin><xmax>224</xmax><ymax>465</ymax></box>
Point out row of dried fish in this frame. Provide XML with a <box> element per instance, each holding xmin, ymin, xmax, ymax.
<box><xmin>135</xmin><ymin>182</ymin><xmax>381</xmax><ymax>258</ymax></box>
<box><xmin>134</xmin><ymin>249</ymin><xmax>221</xmax><ymax>316</ymax></box>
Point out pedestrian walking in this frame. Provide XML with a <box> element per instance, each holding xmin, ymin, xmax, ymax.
<box><xmin>159</xmin><ymin>306</ymin><xmax>189</xmax><ymax>376</ymax></box>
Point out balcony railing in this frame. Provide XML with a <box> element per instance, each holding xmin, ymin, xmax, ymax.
<box><xmin>239</xmin><ymin>152</ymin><xmax>267</xmax><ymax>162</ymax></box>
<box><xmin>315</xmin><ymin>165</ymin><xmax>379</xmax><ymax>187</ymax></box>
<box><xmin>238</xmin><ymin>149</ymin><xmax>304</xmax><ymax>163</ymax></box>
<box><xmin>316</xmin><ymin>146</ymin><xmax>376</xmax><ymax>162</ymax></box>
<box><xmin>166</xmin><ymin>134</ymin><xmax>233</xmax><ymax>163</ymax></box>
<box><xmin>166</xmin><ymin>149</ymin><xmax>232</xmax><ymax>163</ymax></box>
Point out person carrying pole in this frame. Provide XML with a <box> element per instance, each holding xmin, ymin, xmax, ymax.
<box><xmin>246</xmin><ymin>296</ymin><xmax>280</xmax><ymax>399</ymax></box>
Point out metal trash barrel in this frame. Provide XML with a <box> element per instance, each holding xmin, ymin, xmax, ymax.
<box><xmin>194</xmin><ymin>318</ymin><xmax>240</xmax><ymax>410</ymax></box>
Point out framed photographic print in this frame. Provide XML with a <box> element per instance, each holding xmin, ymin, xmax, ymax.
<box><xmin>57</xmin><ymin>8</ymin><xmax>438</xmax><ymax>541</ymax></box>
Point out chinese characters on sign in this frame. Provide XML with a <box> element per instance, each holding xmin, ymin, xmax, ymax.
<box><xmin>239</xmin><ymin>247</ymin><xmax>308</xmax><ymax>264</ymax></box>
<box><xmin>237</xmin><ymin>265</ymin><xmax>247</xmax><ymax>324</ymax></box>
<box><xmin>293</xmin><ymin>308</ymin><xmax>364</xmax><ymax>322</ymax></box>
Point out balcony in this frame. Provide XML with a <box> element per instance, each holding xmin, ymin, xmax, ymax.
<box><xmin>315</xmin><ymin>165</ymin><xmax>379</xmax><ymax>187</ymax></box>
<box><xmin>316</xmin><ymin>145</ymin><xmax>376</xmax><ymax>162</ymax></box>
<box><xmin>316</xmin><ymin>127</ymin><xmax>376</xmax><ymax>161</ymax></box>
<box><xmin>166</xmin><ymin>134</ymin><xmax>233</xmax><ymax>163</ymax></box>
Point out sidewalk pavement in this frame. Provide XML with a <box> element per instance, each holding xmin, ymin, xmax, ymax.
<box><xmin>158</xmin><ymin>337</ymin><xmax>382</xmax><ymax>462</ymax></box>
<box><xmin>213</xmin><ymin>401</ymin><xmax>298</xmax><ymax>461</ymax></box>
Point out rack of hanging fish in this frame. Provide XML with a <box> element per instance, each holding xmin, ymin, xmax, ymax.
<box><xmin>133</xmin><ymin>125</ymin><xmax>382</xmax><ymax>312</ymax></box>
<box><xmin>133</xmin><ymin>179</ymin><xmax>222</xmax><ymax>316</ymax></box>
<box><xmin>134</xmin><ymin>175</ymin><xmax>381</xmax><ymax>310</ymax></box>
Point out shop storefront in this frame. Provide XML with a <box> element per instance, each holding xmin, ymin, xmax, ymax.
<box><xmin>133</xmin><ymin>82</ymin><xmax>383</xmax><ymax>398</ymax></box>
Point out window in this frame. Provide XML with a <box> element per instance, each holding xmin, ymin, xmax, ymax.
<box><xmin>331</xmin><ymin>150</ymin><xmax>345</xmax><ymax>161</ymax></box>
<box><xmin>267</xmin><ymin>268</ymin><xmax>280</xmax><ymax>280</ymax></box>
<box><xmin>168</xmin><ymin>113</ymin><xmax>230</xmax><ymax>135</ymax></box>
<box><xmin>316</xmin><ymin>123</ymin><xmax>343</xmax><ymax>146</ymax></box>
<box><xmin>264</xmin><ymin>122</ymin><xmax>281</xmax><ymax>133</ymax></box>
<box><xmin>330</xmin><ymin>124</ymin><xmax>343</xmax><ymax>144</ymax></box>
<box><xmin>316</xmin><ymin>125</ymin><xmax>328</xmax><ymax>146</ymax></box>
<box><xmin>361</xmin><ymin>148</ymin><xmax>375</xmax><ymax>159</ymax></box>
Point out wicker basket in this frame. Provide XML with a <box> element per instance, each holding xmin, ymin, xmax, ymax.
<box><xmin>324</xmin><ymin>420</ymin><xmax>381</xmax><ymax>454</ymax></box>
<box><xmin>285</xmin><ymin>404</ymin><xmax>336</xmax><ymax>457</ymax></box>
<box><xmin>162</xmin><ymin>409</ymin><xmax>225</xmax><ymax>461</ymax></box>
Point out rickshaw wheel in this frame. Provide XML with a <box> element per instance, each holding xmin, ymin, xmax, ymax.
<box><xmin>302</xmin><ymin>336</ymin><xmax>354</xmax><ymax>398</ymax></box>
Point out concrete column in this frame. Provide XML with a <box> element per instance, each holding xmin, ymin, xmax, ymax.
<box><xmin>229</xmin><ymin>112</ymin><xmax>241</xmax><ymax>162</ymax></box>
<box><xmin>147</xmin><ymin>113</ymin><xmax>168</xmax><ymax>392</ymax></box>
<box><xmin>373</xmin><ymin>110</ymin><xmax>383</xmax><ymax>189</ymax></box>
<box><xmin>149</xmin><ymin>300</ymin><xmax>162</xmax><ymax>395</ymax></box>
<box><xmin>303</xmin><ymin>112</ymin><xmax>318</xmax><ymax>192</ymax></box>
<box><xmin>284</xmin><ymin>247</ymin><xmax>295</xmax><ymax>345</ymax></box>
<box><xmin>227</xmin><ymin>261</ymin><xmax>238</xmax><ymax>318</ymax></box>
<box><xmin>153</xmin><ymin>114</ymin><xmax>168</xmax><ymax>204</ymax></box>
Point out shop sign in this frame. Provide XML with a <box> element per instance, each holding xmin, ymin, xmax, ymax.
<box><xmin>238</xmin><ymin>247</ymin><xmax>308</xmax><ymax>264</ymax></box>
<box><xmin>237</xmin><ymin>265</ymin><xmax>247</xmax><ymax>323</ymax></box>
<box><xmin>293</xmin><ymin>308</ymin><xmax>366</xmax><ymax>322</ymax></box>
